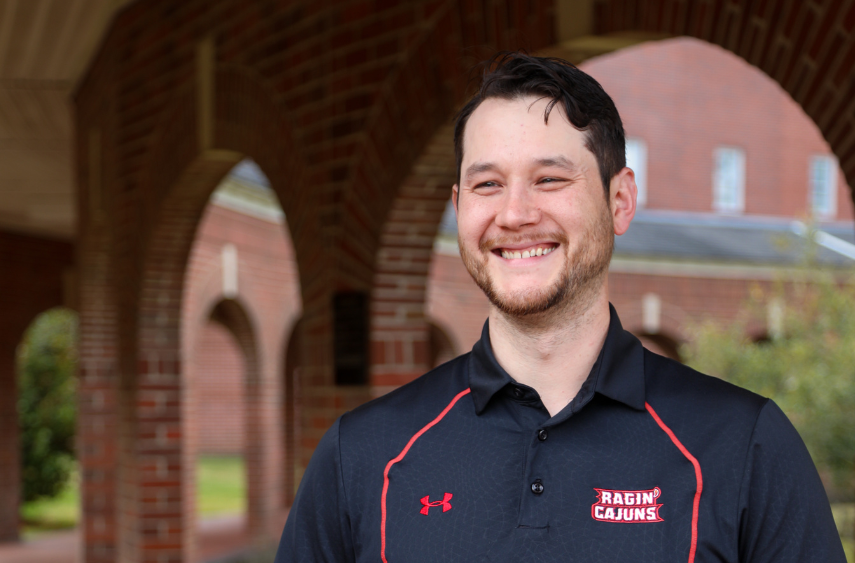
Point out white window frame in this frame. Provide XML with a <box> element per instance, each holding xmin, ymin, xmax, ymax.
<box><xmin>712</xmin><ymin>146</ymin><xmax>746</xmax><ymax>214</ymax></box>
<box><xmin>809</xmin><ymin>154</ymin><xmax>837</xmax><ymax>219</ymax></box>
<box><xmin>626</xmin><ymin>138</ymin><xmax>648</xmax><ymax>208</ymax></box>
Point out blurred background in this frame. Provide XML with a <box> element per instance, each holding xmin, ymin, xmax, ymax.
<box><xmin>0</xmin><ymin>0</ymin><xmax>854</xmax><ymax>561</ymax></box>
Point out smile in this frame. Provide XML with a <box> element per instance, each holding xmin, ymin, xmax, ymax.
<box><xmin>497</xmin><ymin>244</ymin><xmax>558</xmax><ymax>260</ymax></box>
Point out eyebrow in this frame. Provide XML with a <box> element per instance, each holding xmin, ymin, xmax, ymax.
<box><xmin>463</xmin><ymin>156</ymin><xmax>579</xmax><ymax>182</ymax></box>
<box><xmin>464</xmin><ymin>161</ymin><xmax>500</xmax><ymax>181</ymax></box>
<box><xmin>534</xmin><ymin>156</ymin><xmax>579</xmax><ymax>173</ymax></box>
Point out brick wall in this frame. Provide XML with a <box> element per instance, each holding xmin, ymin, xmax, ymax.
<box><xmin>193</xmin><ymin>322</ymin><xmax>245</xmax><ymax>454</ymax></box>
<box><xmin>595</xmin><ymin>0</ymin><xmax>855</xmax><ymax>216</ymax></box>
<box><xmin>582</xmin><ymin>36</ymin><xmax>854</xmax><ymax>220</ymax></box>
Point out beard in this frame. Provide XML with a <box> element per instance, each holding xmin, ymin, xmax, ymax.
<box><xmin>459</xmin><ymin>204</ymin><xmax>614</xmax><ymax>319</ymax></box>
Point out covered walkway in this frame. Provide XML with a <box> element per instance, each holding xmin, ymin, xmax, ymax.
<box><xmin>1</xmin><ymin>1</ymin><xmax>854</xmax><ymax>561</ymax></box>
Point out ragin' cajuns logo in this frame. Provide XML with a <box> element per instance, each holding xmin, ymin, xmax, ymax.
<box><xmin>591</xmin><ymin>487</ymin><xmax>663</xmax><ymax>523</ymax></box>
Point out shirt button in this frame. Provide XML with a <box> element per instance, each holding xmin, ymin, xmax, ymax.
<box><xmin>537</xmin><ymin>429</ymin><xmax>548</xmax><ymax>441</ymax></box>
<box><xmin>531</xmin><ymin>479</ymin><xmax>544</xmax><ymax>494</ymax></box>
<box><xmin>513</xmin><ymin>387</ymin><xmax>524</xmax><ymax>399</ymax></box>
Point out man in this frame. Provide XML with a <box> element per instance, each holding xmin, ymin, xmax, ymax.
<box><xmin>275</xmin><ymin>53</ymin><xmax>846</xmax><ymax>562</ymax></box>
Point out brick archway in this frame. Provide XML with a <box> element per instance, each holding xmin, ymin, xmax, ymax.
<box><xmin>344</xmin><ymin>3</ymin><xmax>556</xmax><ymax>291</ymax></box>
<box><xmin>204</xmin><ymin>298</ymin><xmax>272</xmax><ymax>542</ymax></box>
<box><xmin>370</xmin><ymin>123</ymin><xmax>457</xmax><ymax>390</ymax></box>
<box><xmin>72</xmin><ymin>2</ymin><xmax>855</xmax><ymax>561</ymax></box>
<box><xmin>0</xmin><ymin>234</ymin><xmax>73</xmax><ymax>543</ymax></box>
<box><xmin>112</xmin><ymin>65</ymin><xmax>314</xmax><ymax>562</ymax></box>
<box><xmin>592</xmin><ymin>0</ymin><xmax>855</xmax><ymax>212</ymax></box>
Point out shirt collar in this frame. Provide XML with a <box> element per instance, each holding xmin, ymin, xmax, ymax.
<box><xmin>468</xmin><ymin>303</ymin><xmax>646</xmax><ymax>415</ymax></box>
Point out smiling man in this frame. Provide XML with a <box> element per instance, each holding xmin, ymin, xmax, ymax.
<box><xmin>274</xmin><ymin>53</ymin><xmax>846</xmax><ymax>563</ymax></box>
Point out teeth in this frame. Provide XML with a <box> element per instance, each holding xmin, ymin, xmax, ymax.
<box><xmin>500</xmin><ymin>246</ymin><xmax>556</xmax><ymax>260</ymax></box>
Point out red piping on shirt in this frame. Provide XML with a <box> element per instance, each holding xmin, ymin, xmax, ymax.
<box><xmin>645</xmin><ymin>401</ymin><xmax>703</xmax><ymax>563</ymax></box>
<box><xmin>380</xmin><ymin>387</ymin><xmax>471</xmax><ymax>563</ymax></box>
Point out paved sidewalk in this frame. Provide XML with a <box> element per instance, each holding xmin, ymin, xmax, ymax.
<box><xmin>0</xmin><ymin>512</ymin><xmax>288</xmax><ymax>563</ymax></box>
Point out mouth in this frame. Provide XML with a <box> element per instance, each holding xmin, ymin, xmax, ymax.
<box><xmin>493</xmin><ymin>242</ymin><xmax>560</xmax><ymax>261</ymax></box>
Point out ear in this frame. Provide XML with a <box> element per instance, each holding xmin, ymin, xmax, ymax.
<box><xmin>452</xmin><ymin>184</ymin><xmax>460</xmax><ymax>215</ymax></box>
<box><xmin>610</xmin><ymin>167</ymin><xmax>637</xmax><ymax>236</ymax></box>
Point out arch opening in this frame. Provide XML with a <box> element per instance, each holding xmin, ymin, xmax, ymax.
<box><xmin>181</xmin><ymin>158</ymin><xmax>303</xmax><ymax>556</ymax></box>
<box><xmin>13</xmin><ymin>307</ymin><xmax>79</xmax><ymax>538</ymax></box>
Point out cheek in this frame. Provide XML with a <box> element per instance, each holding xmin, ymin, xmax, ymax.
<box><xmin>456</xmin><ymin>204</ymin><xmax>493</xmax><ymax>241</ymax></box>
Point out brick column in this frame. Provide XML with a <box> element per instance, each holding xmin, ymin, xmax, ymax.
<box><xmin>371</xmin><ymin>124</ymin><xmax>457</xmax><ymax>393</ymax></box>
<box><xmin>78</xmin><ymin>239</ymin><xmax>119</xmax><ymax>563</ymax></box>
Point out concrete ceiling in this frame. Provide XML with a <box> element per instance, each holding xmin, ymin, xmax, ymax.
<box><xmin>0</xmin><ymin>0</ymin><xmax>134</xmax><ymax>240</ymax></box>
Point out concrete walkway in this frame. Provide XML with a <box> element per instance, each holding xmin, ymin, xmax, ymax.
<box><xmin>0</xmin><ymin>513</ymin><xmax>288</xmax><ymax>563</ymax></box>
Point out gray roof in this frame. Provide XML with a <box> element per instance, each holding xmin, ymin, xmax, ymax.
<box><xmin>615</xmin><ymin>211</ymin><xmax>855</xmax><ymax>267</ymax></box>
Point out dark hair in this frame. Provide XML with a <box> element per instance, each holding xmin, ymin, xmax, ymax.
<box><xmin>453</xmin><ymin>52</ymin><xmax>625</xmax><ymax>198</ymax></box>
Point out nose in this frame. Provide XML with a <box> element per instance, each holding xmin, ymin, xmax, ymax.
<box><xmin>495</xmin><ymin>185</ymin><xmax>540</xmax><ymax>230</ymax></box>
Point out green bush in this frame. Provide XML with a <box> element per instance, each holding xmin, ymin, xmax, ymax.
<box><xmin>682</xmin><ymin>271</ymin><xmax>855</xmax><ymax>493</ymax></box>
<box><xmin>17</xmin><ymin>308</ymin><xmax>78</xmax><ymax>502</ymax></box>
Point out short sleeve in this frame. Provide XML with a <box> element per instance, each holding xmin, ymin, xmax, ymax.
<box><xmin>274</xmin><ymin>416</ymin><xmax>355</xmax><ymax>563</ymax></box>
<box><xmin>737</xmin><ymin>400</ymin><xmax>846</xmax><ymax>563</ymax></box>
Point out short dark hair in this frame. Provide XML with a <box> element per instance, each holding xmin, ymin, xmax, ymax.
<box><xmin>453</xmin><ymin>52</ymin><xmax>625</xmax><ymax>198</ymax></box>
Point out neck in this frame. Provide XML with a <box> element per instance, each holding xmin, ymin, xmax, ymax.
<box><xmin>488</xmin><ymin>288</ymin><xmax>611</xmax><ymax>416</ymax></box>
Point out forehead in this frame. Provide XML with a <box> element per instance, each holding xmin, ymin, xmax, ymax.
<box><xmin>462</xmin><ymin>96</ymin><xmax>589</xmax><ymax>166</ymax></box>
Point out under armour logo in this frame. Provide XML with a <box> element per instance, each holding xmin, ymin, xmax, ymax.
<box><xmin>419</xmin><ymin>492</ymin><xmax>453</xmax><ymax>515</ymax></box>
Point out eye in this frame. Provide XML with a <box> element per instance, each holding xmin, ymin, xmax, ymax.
<box><xmin>537</xmin><ymin>177</ymin><xmax>567</xmax><ymax>188</ymax></box>
<box><xmin>474</xmin><ymin>180</ymin><xmax>500</xmax><ymax>189</ymax></box>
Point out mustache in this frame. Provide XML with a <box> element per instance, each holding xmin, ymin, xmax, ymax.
<box><xmin>479</xmin><ymin>231</ymin><xmax>569</xmax><ymax>253</ymax></box>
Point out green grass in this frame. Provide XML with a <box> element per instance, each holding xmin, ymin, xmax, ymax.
<box><xmin>19</xmin><ymin>475</ymin><xmax>79</xmax><ymax>538</ymax></box>
<box><xmin>197</xmin><ymin>455</ymin><xmax>246</xmax><ymax>516</ymax></box>
<box><xmin>20</xmin><ymin>456</ymin><xmax>247</xmax><ymax>535</ymax></box>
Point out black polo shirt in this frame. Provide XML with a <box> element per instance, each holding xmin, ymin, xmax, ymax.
<box><xmin>275</xmin><ymin>305</ymin><xmax>845</xmax><ymax>562</ymax></box>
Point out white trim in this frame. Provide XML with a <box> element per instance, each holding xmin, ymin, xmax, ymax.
<box><xmin>791</xmin><ymin>221</ymin><xmax>855</xmax><ymax>261</ymax></box>
<box><xmin>608</xmin><ymin>256</ymin><xmax>844</xmax><ymax>280</ymax></box>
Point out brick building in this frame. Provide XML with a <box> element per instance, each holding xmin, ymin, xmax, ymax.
<box><xmin>3</xmin><ymin>2</ymin><xmax>855</xmax><ymax>562</ymax></box>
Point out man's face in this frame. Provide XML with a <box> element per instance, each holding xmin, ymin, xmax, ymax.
<box><xmin>453</xmin><ymin>96</ymin><xmax>616</xmax><ymax>318</ymax></box>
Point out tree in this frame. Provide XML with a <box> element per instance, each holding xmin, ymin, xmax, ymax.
<box><xmin>682</xmin><ymin>269</ymin><xmax>855</xmax><ymax>495</ymax></box>
<box><xmin>17</xmin><ymin>308</ymin><xmax>78</xmax><ymax>502</ymax></box>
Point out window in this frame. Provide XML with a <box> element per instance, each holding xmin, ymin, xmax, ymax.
<box><xmin>713</xmin><ymin>147</ymin><xmax>745</xmax><ymax>213</ymax></box>
<box><xmin>809</xmin><ymin>154</ymin><xmax>837</xmax><ymax>218</ymax></box>
<box><xmin>626</xmin><ymin>138</ymin><xmax>648</xmax><ymax>208</ymax></box>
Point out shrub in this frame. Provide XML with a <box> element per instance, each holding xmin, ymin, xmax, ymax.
<box><xmin>17</xmin><ymin>308</ymin><xmax>78</xmax><ymax>502</ymax></box>
<box><xmin>682</xmin><ymin>272</ymin><xmax>855</xmax><ymax>494</ymax></box>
